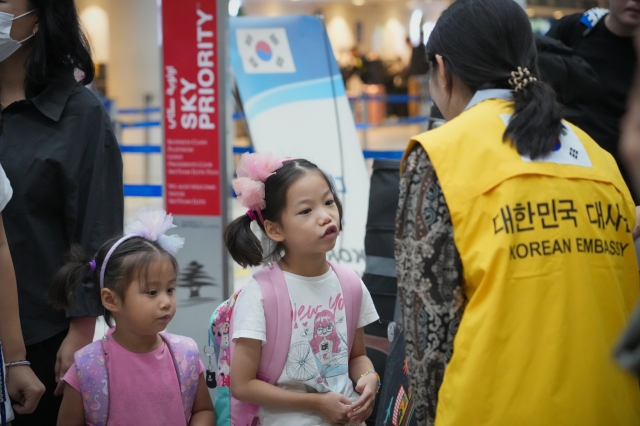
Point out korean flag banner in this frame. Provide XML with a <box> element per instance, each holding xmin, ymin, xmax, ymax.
<box><xmin>236</xmin><ymin>28</ymin><xmax>296</xmax><ymax>74</ymax></box>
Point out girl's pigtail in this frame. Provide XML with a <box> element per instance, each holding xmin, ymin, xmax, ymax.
<box><xmin>49</xmin><ymin>244</ymin><xmax>96</xmax><ymax>310</ymax></box>
<box><xmin>224</xmin><ymin>214</ymin><xmax>263</xmax><ymax>268</ymax></box>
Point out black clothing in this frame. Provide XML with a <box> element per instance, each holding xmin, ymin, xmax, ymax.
<box><xmin>361</xmin><ymin>57</ymin><xmax>386</xmax><ymax>85</ymax></box>
<box><xmin>0</xmin><ymin>73</ymin><xmax>124</xmax><ymax>346</ymax></box>
<box><xmin>535</xmin><ymin>34</ymin><xmax>602</xmax><ymax>109</ymax></box>
<box><xmin>409</xmin><ymin>44</ymin><xmax>428</xmax><ymax>76</ymax></box>
<box><xmin>11</xmin><ymin>330</ymin><xmax>66</xmax><ymax>426</ymax></box>
<box><xmin>547</xmin><ymin>13</ymin><xmax>638</xmax><ymax>201</ymax></box>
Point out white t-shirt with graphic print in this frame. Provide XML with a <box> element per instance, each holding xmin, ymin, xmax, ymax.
<box><xmin>232</xmin><ymin>267</ymin><xmax>379</xmax><ymax>426</ymax></box>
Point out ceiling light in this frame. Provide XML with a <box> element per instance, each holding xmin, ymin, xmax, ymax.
<box><xmin>228</xmin><ymin>0</ymin><xmax>241</xmax><ymax>16</ymax></box>
<box><xmin>409</xmin><ymin>9</ymin><xmax>423</xmax><ymax>46</ymax></box>
<box><xmin>553</xmin><ymin>10</ymin><xmax>564</xmax><ymax>19</ymax></box>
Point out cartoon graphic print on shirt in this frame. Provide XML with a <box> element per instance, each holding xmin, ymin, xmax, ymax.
<box><xmin>285</xmin><ymin>290</ymin><xmax>350</xmax><ymax>391</ymax></box>
<box><xmin>307</xmin><ymin>310</ymin><xmax>348</xmax><ymax>385</ymax></box>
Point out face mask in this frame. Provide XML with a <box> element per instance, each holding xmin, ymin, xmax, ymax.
<box><xmin>0</xmin><ymin>9</ymin><xmax>36</xmax><ymax>63</ymax></box>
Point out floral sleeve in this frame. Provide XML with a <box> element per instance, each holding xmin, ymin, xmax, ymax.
<box><xmin>394</xmin><ymin>145</ymin><xmax>466</xmax><ymax>425</ymax></box>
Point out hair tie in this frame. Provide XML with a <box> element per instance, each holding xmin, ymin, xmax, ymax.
<box><xmin>245</xmin><ymin>209</ymin><xmax>266</xmax><ymax>225</ymax></box>
<box><xmin>99</xmin><ymin>207</ymin><xmax>185</xmax><ymax>290</ymax></box>
<box><xmin>89</xmin><ymin>260</ymin><xmax>96</xmax><ymax>273</ymax></box>
<box><xmin>508</xmin><ymin>66</ymin><xmax>537</xmax><ymax>92</ymax></box>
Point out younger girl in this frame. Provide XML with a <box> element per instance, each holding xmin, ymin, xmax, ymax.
<box><xmin>50</xmin><ymin>208</ymin><xmax>214</xmax><ymax>426</ymax></box>
<box><xmin>226</xmin><ymin>153</ymin><xmax>380</xmax><ymax>426</ymax></box>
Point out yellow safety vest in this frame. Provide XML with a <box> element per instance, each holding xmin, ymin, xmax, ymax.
<box><xmin>404</xmin><ymin>98</ymin><xmax>640</xmax><ymax>426</ymax></box>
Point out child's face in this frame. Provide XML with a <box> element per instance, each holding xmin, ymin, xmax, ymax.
<box><xmin>272</xmin><ymin>171</ymin><xmax>340</xmax><ymax>256</ymax></box>
<box><xmin>117</xmin><ymin>258</ymin><xmax>177</xmax><ymax>336</ymax></box>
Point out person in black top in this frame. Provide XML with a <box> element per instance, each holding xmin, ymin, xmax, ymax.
<box><xmin>0</xmin><ymin>0</ymin><xmax>124</xmax><ymax>424</ymax></box>
<box><xmin>547</xmin><ymin>1</ymin><xmax>639</xmax><ymax>200</ymax></box>
<box><xmin>408</xmin><ymin>33</ymin><xmax>429</xmax><ymax>77</ymax></box>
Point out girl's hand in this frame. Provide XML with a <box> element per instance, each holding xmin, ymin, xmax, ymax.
<box><xmin>317</xmin><ymin>391</ymin><xmax>352</xmax><ymax>426</ymax></box>
<box><xmin>346</xmin><ymin>372</ymin><xmax>378</xmax><ymax>423</ymax></box>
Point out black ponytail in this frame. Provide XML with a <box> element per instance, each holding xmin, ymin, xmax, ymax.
<box><xmin>425</xmin><ymin>0</ymin><xmax>564</xmax><ymax>159</ymax></box>
<box><xmin>505</xmin><ymin>82</ymin><xmax>564</xmax><ymax>159</ymax></box>
<box><xmin>224</xmin><ymin>214</ymin><xmax>263</xmax><ymax>268</ymax></box>
<box><xmin>225</xmin><ymin>158</ymin><xmax>343</xmax><ymax>267</ymax></box>
<box><xmin>49</xmin><ymin>244</ymin><xmax>95</xmax><ymax>310</ymax></box>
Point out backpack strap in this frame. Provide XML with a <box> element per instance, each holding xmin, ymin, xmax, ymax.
<box><xmin>328</xmin><ymin>261</ymin><xmax>363</xmax><ymax>356</ymax></box>
<box><xmin>580</xmin><ymin>7</ymin><xmax>609</xmax><ymax>32</ymax></box>
<box><xmin>160</xmin><ymin>333</ymin><xmax>201</xmax><ymax>424</ymax></box>
<box><xmin>74</xmin><ymin>340</ymin><xmax>109</xmax><ymax>426</ymax></box>
<box><xmin>229</xmin><ymin>262</ymin><xmax>293</xmax><ymax>426</ymax></box>
<box><xmin>254</xmin><ymin>262</ymin><xmax>292</xmax><ymax>383</ymax></box>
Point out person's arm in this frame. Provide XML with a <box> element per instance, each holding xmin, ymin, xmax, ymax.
<box><xmin>231</xmin><ymin>337</ymin><xmax>352</xmax><ymax>426</ymax></box>
<box><xmin>57</xmin><ymin>383</ymin><xmax>85</xmax><ymax>426</ymax></box>
<box><xmin>394</xmin><ymin>146</ymin><xmax>465</xmax><ymax>425</ymax></box>
<box><xmin>0</xmin><ymin>214</ymin><xmax>45</xmax><ymax>414</ymax></box>
<box><xmin>621</xmin><ymin>33</ymin><xmax>640</xmax><ymax>196</ymax></box>
<box><xmin>346</xmin><ymin>328</ymin><xmax>378</xmax><ymax>424</ymax></box>
<box><xmin>189</xmin><ymin>372</ymin><xmax>215</xmax><ymax>425</ymax></box>
<box><xmin>55</xmin><ymin>109</ymin><xmax>124</xmax><ymax>396</ymax></box>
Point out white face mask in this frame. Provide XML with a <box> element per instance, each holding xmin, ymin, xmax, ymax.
<box><xmin>0</xmin><ymin>9</ymin><xmax>36</xmax><ymax>63</ymax></box>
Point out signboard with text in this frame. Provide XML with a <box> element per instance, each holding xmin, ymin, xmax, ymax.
<box><xmin>161</xmin><ymin>0</ymin><xmax>227</xmax><ymax>381</ymax></box>
<box><xmin>163</xmin><ymin>1</ymin><xmax>220</xmax><ymax>215</ymax></box>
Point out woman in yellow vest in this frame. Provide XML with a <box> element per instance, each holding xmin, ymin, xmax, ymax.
<box><xmin>395</xmin><ymin>0</ymin><xmax>640</xmax><ymax>425</ymax></box>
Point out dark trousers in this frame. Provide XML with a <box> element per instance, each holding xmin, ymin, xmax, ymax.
<box><xmin>12</xmin><ymin>329</ymin><xmax>67</xmax><ymax>426</ymax></box>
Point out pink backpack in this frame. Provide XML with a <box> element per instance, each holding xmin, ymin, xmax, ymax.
<box><xmin>209</xmin><ymin>261</ymin><xmax>363</xmax><ymax>426</ymax></box>
<box><xmin>74</xmin><ymin>332</ymin><xmax>201</xmax><ymax>426</ymax></box>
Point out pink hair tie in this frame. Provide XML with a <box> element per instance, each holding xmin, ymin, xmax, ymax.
<box><xmin>245</xmin><ymin>209</ymin><xmax>265</xmax><ymax>225</ymax></box>
<box><xmin>232</xmin><ymin>152</ymin><xmax>286</xmax><ymax>219</ymax></box>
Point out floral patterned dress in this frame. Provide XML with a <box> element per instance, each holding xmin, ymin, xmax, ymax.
<box><xmin>394</xmin><ymin>145</ymin><xmax>466</xmax><ymax>426</ymax></box>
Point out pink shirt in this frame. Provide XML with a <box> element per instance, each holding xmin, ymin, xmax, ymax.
<box><xmin>64</xmin><ymin>329</ymin><xmax>204</xmax><ymax>426</ymax></box>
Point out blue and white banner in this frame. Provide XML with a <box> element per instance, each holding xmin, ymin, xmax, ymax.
<box><xmin>230</xmin><ymin>16</ymin><xmax>369</xmax><ymax>271</ymax></box>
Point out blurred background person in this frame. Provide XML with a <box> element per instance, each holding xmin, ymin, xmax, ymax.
<box><xmin>0</xmin><ymin>0</ymin><xmax>124</xmax><ymax>423</ymax></box>
<box><xmin>620</xmin><ymin>33</ymin><xmax>640</xmax><ymax>194</ymax></box>
<box><xmin>407</xmin><ymin>32</ymin><xmax>428</xmax><ymax>117</ymax></box>
<box><xmin>614</xmin><ymin>32</ymin><xmax>640</xmax><ymax>378</ymax></box>
<box><xmin>546</xmin><ymin>0</ymin><xmax>640</xmax><ymax>201</ymax></box>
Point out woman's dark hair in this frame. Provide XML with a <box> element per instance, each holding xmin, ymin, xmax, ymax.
<box><xmin>49</xmin><ymin>236</ymin><xmax>179</xmax><ymax>326</ymax></box>
<box><xmin>26</xmin><ymin>0</ymin><xmax>94</xmax><ymax>88</ymax></box>
<box><xmin>225</xmin><ymin>159</ymin><xmax>343</xmax><ymax>267</ymax></box>
<box><xmin>425</xmin><ymin>0</ymin><xmax>563</xmax><ymax>159</ymax></box>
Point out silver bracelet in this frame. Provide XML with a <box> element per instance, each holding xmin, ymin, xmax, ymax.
<box><xmin>5</xmin><ymin>360</ymin><xmax>30</xmax><ymax>368</ymax></box>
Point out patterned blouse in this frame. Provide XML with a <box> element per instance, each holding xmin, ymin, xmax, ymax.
<box><xmin>394</xmin><ymin>145</ymin><xmax>466</xmax><ymax>426</ymax></box>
